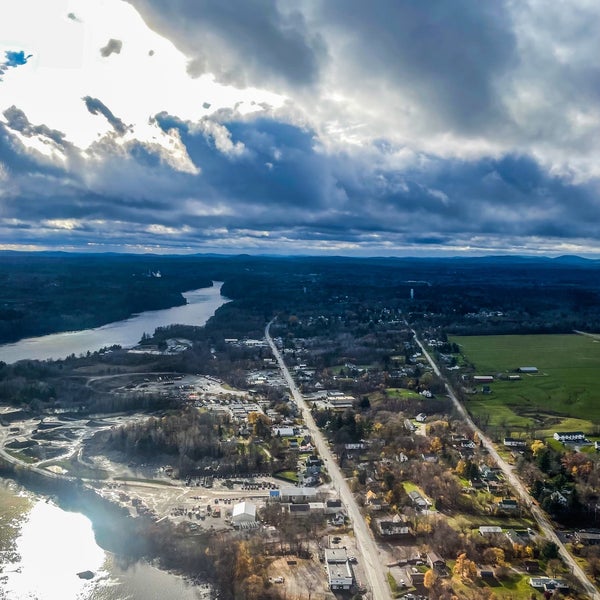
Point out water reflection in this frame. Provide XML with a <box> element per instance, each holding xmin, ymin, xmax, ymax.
<box><xmin>1</xmin><ymin>500</ymin><xmax>207</xmax><ymax>600</ymax></box>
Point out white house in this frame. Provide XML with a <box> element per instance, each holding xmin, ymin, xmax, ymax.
<box><xmin>553</xmin><ymin>431</ymin><xmax>587</xmax><ymax>443</ymax></box>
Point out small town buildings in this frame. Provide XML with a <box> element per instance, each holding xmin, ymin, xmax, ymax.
<box><xmin>324</xmin><ymin>548</ymin><xmax>353</xmax><ymax>590</ymax></box>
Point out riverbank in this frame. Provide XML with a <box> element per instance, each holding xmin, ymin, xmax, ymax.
<box><xmin>0</xmin><ymin>282</ymin><xmax>228</xmax><ymax>363</ymax></box>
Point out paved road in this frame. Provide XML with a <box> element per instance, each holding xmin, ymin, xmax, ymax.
<box><xmin>266</xmin><ymin>320</ymin><xmax>392</xmax><ymax>600</ymax></box>
<box><xmin>412</xmin><ymin>328</ymin><xmax>600</xmax><ymax>599</ymax></box>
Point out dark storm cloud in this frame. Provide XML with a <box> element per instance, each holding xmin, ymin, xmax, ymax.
<box><xmin>126</xmin><ymin>0</ymin><xmax>325</xmax><ymax>87</ymax></box>
<box><xmin>149</xmin><ymin>113</ymin><xmax>600</xmax><ymax>243</ymax></box>
<box><xmin>2</xmin><ymin>106</ymin><xmax>600</xmax><ymax>252</ymax></box>
<box><xmin>82</xmin><ymin>97</ymin><xmax>128</xmax><ymax>134</ymax></box>
<box><xmin>0</xmin><ymin>50</ymin><xmax>33</xmax><ymax>80</ymax></box>
<box><xmin>99</xmin><ymin>38</ymin><xmax>123</xmax><ymax>57</ymax></box>
<box><xmin>317</xmin><ymin>0</ymin><xmax>516</xmax><ymax>132</ymax></box>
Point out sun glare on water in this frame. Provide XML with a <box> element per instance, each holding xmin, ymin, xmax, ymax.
<box><xmin>3</xmin><ymin>501</ymin><xmax>106</xmax><ymax>600</ymax></box>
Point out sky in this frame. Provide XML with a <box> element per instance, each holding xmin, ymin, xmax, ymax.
<box><xmin>1</xmin><ymin>1</ymin><xmax>600</xmax><ymax>257</ymax></box>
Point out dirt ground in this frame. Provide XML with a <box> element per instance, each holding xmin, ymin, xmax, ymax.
<box><xmin>267</xmin><ymin>555</ymin><xmax>335</xmax><ymax>600</ymax></box>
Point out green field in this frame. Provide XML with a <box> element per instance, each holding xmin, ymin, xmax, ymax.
<box><xmin>450</xmin><ymin>333</ymin><xmax>600</xmax><ymax>433</ymax></box>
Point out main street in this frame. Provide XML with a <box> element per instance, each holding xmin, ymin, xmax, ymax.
<box><xmin>412</xmin><ymin>329</ymin><xmax>600</xmax><ymax>600</ymax></box>
<box><xmin>266</xmin><ymin>320</ymin><xmax>392</xmax><ymax>600</ymax></box>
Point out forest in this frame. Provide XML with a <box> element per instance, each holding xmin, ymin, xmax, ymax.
<box><xmin>2</xmin><ymin>252</ymin><xmax>600</xmax><ymax>346</ymax></box>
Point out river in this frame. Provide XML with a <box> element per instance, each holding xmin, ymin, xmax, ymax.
<box><xmin>0</xmin><ymin>482</ymin><xmax>209</xmax><ymax>600</ymax></box>
<box><xmin>0</xmin><ymin>282</ymin><xmax>229</xmax><ymax>363</ymax></box>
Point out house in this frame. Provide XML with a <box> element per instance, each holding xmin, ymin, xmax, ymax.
<box><xmin>421</xmin><ymin>453</ymin><xmax>438</xmax><ymax>463</ymax></box>
<box><xmin>479</xmin><ymin>526</ymin><xmax>502</xmax><ymax>536</ymax></box>
<box><xmin>325</xmin><ymin>499</ymin><xmax>343</xmax><ymax>514</ymax></box>
<box><xmin>232</xmin><ymin>501</ymin><xmax>256</xmax><ymax>526</ymax></box>
<box><xmin>426</xmin><ymin>551</ymin><xmax>446</xmax><ymax>572</ymax></box>
<box><xmin>518</xmin><ymin>366</ymin><xmax>538</xmax><ymax>373</ymax></box>
<box><xmin>404</xmin><ymin>418</ymin><xmax>417</xmax><ymax>432</ymax></box>
<box><xmin>497</xmin><ymin>498</ymin><xmax>518</xmax><ymax>512</ymax></box>
<box><xmin>473</xmin><ymin>375</ymin><xmax>494</xmax><ymax>383</ymax></box>
<box><xmin>365</xmin><ymin>490</ymin><xmax>386</xmax><ymax>511</ymax></box>
<box><xmin>324</xmin><ymin>548</ymin><xmax>353</xmax><ymax>590</ymax></box>
<box><xmin>529</xmin><ymin>577</ymin><xmax>569</xmax><ymax>592</ymax></box>
<box><xmin>503</xmin><ymin>437</ymin><xmax>527</xmax><ymax>448</ymax></box>
<box><xmin>273</xmin><ymin>426</ymin><xmax>296</xmax><ymax>437</ymax></box>
<box><xmin>395</xmin><ymin>547</ymin><xmax>421</xmax><ymax>565</ymax></box>
<box><xmin>553</xmin><ymin>431</ymin><xmax>587</xmax><ymax>443</ymax></box>
<box><xmin>505</xmin><ymin>529</ymin><xmax>530</xmax><ymax>547</ymax></box>
<box><xmin>415</xmin><ymin>412</ymin><xmax>427</xmax><ymax>422</ymax></box>
<box><xmin>375</xmin><ymin>516</ymin><xmax>413</xmax><ymax>539</ymax></box>
<box><xmin>479</xmin><ymin>567</ymin><xmax>495</xmax><ymax>579</ymax></box>
<box><xmin>409</xmin><ymin>490</ymin><xmax>431</xmax><ymax>511</ymax></box>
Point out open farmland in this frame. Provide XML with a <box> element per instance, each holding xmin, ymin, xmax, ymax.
<box><xmin>450</xmin><ymin>333</ymin><xmax>600</xmax><ymax>434</ymax></box>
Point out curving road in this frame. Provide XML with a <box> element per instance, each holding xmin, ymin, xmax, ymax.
<box><xmin>412</xmin><ymin>328</ymin><xmax>600</xmax><ymax>599</ymax></box>
<box><xmin>266</xmin><ymin>320</ymin><xmax>392</xmax><ymax>600</ymax></box>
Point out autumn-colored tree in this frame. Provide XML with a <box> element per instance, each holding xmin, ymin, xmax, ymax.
<box><xmin>531</xmin><ymin>439</ymin><xmax>545</xmax><ymax>457</ymax></box>
<box><xmin>423</xmin><ymin>568</ymin><xmax>437</xmax><ymax>590</ymax></box>
<box><xmin>430</xmin><ymin>436</ymin><xmax>443</xmax><ymax>453</ymax></box>
<box><xmin>482</xmin><ymin>547</ymin><xmax>505</xmax><ymax>566</ymax></box>
<box><xmin>454</xmin><ymin>552</ymin><xmax>477</xmax><ymax>581</ymax></box>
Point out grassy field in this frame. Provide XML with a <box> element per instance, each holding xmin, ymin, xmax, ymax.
<box><xmin>450</xmin><ymin>333</ymin><xmax>600</xmax><ymax>433</ymax></box>
<box><xmin>0</xmin><ymin>483</ymin><xmax>31</xmax><ymax>557</ymax></box>
<box><xmin>386</xmin><ymin>388</ymin><xmax>422</xmax><ymax>400</ymax></box>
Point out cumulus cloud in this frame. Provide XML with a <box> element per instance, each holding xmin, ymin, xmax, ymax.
<box><xmin>82</xmin><ymin>96</ymin><xmax>128</xmax><ymax>134</ymax></box>
<box><xmin>99</xmin><ymin>38</ymin><xmax>123</xmax><ymax>57</ymax></box>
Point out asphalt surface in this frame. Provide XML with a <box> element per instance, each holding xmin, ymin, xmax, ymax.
<box><xmin>266</xmin><ymin>320</ymin><xmax>392</xmax><ymax>600</ymax></box>
<box><xmin>412</xmin><ymin>329</ymin><xmax>600</xmax><ymax>600</ymax></box>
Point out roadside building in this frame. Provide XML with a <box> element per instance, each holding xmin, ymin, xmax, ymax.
<box><xmin>324</xmin><ymin>548</ymin><xmax>353</xmax><ymax>590</ymax></box>
<box><xmin>279</xmin><ymin>487</ymin><xmax>318</xmax><ymax>503</ymax></box>
<box><xmin>575</xmin><ymin>530</ymin><xmax>600</xmax><ymax>545</ymax></box>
